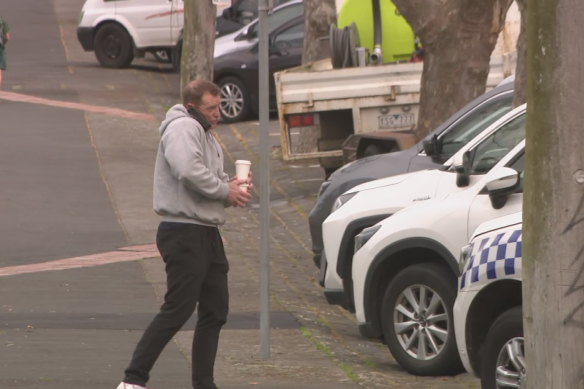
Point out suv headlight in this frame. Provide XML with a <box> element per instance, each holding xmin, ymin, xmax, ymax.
<box><xmin>458</xmin><ymin>243</ymin><xmax>474</xmax><ymax>274</ymax></box>
<box><xmin>331</xmin><ymin>192</ymin><xmax>357</xmax><ymax>213</ymax></box>
<box><xmin>354</xmin><ymin>225</ymin><xmax>381</xmax><ymax>253</ymax></box>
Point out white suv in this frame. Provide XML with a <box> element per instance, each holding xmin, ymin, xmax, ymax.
<box><xmin>349</xmin><ymin>133</ymin><xmax>525</xmax><ymax>375</ymax></box>
<box><xmin>454</xmin><ymin>211</ymin><xmax>524</xmax><ymax>388</ymax></box>
<box><xmin>322</xmin><ymin>104</ymin><xmax>526</xmax><ymax>312</ymax></box>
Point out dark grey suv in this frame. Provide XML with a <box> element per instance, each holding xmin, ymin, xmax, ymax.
<box><xmin>309</xmin><ymin>79</ymin><xmax>515</xmax><ymax>269</ymax></box>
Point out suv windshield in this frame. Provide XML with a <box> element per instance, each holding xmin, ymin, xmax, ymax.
<box><xmin>437</xmin><ymin>92</ymin><xmax>514</xmax><ymax>163</ymax></box>
<box><xmin>469</xmin><ymin>112</ymin><xmax>526</xmax><ymax>174</ymax></box>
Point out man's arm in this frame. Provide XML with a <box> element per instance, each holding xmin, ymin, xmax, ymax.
<box><xmin>162</xmin><ymin>119</ymin><xmax>229</xmax><ymax>200</ymax></box>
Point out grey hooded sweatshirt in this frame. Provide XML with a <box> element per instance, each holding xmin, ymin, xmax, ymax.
<box><xmin>153</xmin><ymin>104</ymin><xmax>230</xmax><ymax>226</ymax></box>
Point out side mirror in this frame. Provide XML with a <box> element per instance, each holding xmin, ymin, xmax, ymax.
<box><xmin>422</xmin><ymin>134</ymin><xmax>441</xmax><ymax>157</ymax></box>
<box><xmin>455</xmin><ymin>150</ymin><xmax>472</xmax><ymax>187</ymax></box>
<box><xmin>422</xmin><ymin>139</ymin><xmax>434</xmax><ymax>156</ymax></box>
<box><xmin>485</xmin><ymin>167</ymin><xmax>519</xmax><ymax>192</ymax></box>
<box><xmin>484</xmin><ymin>167</ymin><xmax>519</xmax><ymax>209</ymax></box>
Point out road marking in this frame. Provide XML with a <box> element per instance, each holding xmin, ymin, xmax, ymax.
<box><xmin>0</xmin><ymin>90</ymin><xmax>157</xmax><ymax>121</ymax></box>
<box><xmin>0</xmin><ymin>244</ymin><xmax>158</xmax><ymax>277</ymax></box>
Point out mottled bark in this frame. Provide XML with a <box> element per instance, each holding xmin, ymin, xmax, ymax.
<box><xmin>393</xmin><ymin>0</ymin><xmax>513</xmax><ymax>138</ymax></box>
<box><xmin>302</xmin><ymin>0</ymin><xmax>336</xmax><ymax>64</ymax></box>
<box><xmin>523</xmin><ymin>0</ymin><xmax>584</xmax><ymax>387</ymax></box>
<box><xmin>181</xmin><ymin>0</ymin><xmax>216</xmax><ymax>91</ymax></box>
<box><xmin>513</xmin><ymin>0</ymin><xmax>527</xmax><ymax>106</ymax></box>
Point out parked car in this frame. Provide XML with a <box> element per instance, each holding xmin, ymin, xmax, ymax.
<box><xmin>174</xmin><ymin>0</ymin><xmax>302</xmax><ymax>71</ymax></box>
<box><xmin>214</xmin><ymin>14</ymin><xmax>304</xmax><ymax>122</ymax></box>
<box><xmin>322</xmin><ymin>104</ymin><xmax>526</xmax><ymax>312</ymax></box>
<box><xmin>214</xmin><ymin>0</ymin><xmax>303</xmax><ymax>59</ymax></box>
<box><xmin>76</xmin><ymin>0</ymin><xmax>298</xmax><ymax>70</ymax></box>
<box><xmin>308</xmin><ymin>80</ymin><xmax>515</xmax><ymax>268</ymax></box>
<box><xmin>349</xmin><ymin>117</ymin><xmax>525</xmax><ymax>375</ymax></box>
<box><xmin>454</xmin><ymin>211</ymin><xmax>524</xmax><ymax>389</ymax></box>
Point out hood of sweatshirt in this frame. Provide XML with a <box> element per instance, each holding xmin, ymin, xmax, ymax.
<box><xmin>159</xmin><ymin>104</ymin><xmax>190</xmax><ymax>136</ymax></box>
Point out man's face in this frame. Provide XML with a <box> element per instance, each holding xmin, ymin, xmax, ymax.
<box><xmin>191</xmin><ymin>92</ymin><xmax>221</xmax><ymax>129</ymax></box>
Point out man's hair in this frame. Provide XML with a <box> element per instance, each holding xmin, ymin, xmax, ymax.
<box><xmin>182</xmin><ymin>80</ymin><xmax>221</xmax><ymax>106</ymax></box>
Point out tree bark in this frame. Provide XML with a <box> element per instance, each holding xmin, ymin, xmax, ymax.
<box><xmin>393</xmin><ymin>0</ymin><xmax>513</xmax><ymax>138</ymax></box>
<box><xmin>302</xmin><ymin>0</ymin><xmax>336</xmax><ymax>64</ymax></box>
<box><xmin>523</xmin><ymin>0</ymin><xmax>584</xmax><ymax>387</ymax></box>
<box><xmin>513</xmin><ymin>0</ymin><xmax>528</xmax><ymax>107</ymax></box>
<box><xmin>181</xmin><ymin>0</ymin><xmax>216</xmax><ymax>91</ymax></box>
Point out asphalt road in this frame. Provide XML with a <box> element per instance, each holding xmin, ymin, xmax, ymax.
<box><xmin>0</xmin><ymin>0</ymin><xmax>127</xmax><ymax>267</ymax></box>
<box><xmin>0</xmin><ymin>1</ymin><xmax>479</xmax><ymax>388</ymax></box>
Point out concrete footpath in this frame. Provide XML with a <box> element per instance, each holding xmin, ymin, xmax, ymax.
<box><xmin>0</xmin><ymin>0</ymin><xmax>478</xmax><ymax>388</ymax></box>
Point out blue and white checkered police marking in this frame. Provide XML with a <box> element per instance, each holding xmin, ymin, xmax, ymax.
<box><xmin>460</xmin><ymin>228</ymin><xmax>522</xmax><ymax>290</ymax></box>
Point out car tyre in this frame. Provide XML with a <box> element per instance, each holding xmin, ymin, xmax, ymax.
<box><xmin>94</xmin><ymin>23</ymin><xmax>134</xmax><ymax>68</ymax></box>
<box><xmin>218</xmin><ymin>76</ymin><xmax>250</xmax><ymax>123</ymax></box>
<box><xmin>381</xmin><ymin>263</ymin><xmax>463</xmax><ymax>375</ymax></box>
<box><xmin>480</xmin><ymin>306</ymin><xmax>525</xmax><ymax>389</ymax></box>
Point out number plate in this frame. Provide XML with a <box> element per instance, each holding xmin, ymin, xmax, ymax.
<box><xmin>377</xmin><ymin>113</ymin><xmax>416</xmax><ymax>129</ymax></box>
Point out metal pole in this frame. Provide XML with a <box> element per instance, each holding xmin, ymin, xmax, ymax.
<box><xmin>258</xmin><ymin>0</ymin><xmax>271</xmax><ymax>360</ymax></box>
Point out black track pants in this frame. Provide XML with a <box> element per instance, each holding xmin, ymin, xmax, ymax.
<box><xmin>124</xmin><ymin>222</ymin><xmax>229</xmax><ymax>389</ymax></box>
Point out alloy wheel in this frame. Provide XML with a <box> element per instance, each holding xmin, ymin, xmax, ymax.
<box><xmin>495</xmin><ymin>337</ymin><xmax>526</xmax><ymax>388</ymax></box>
<box><xmin>392</xmin><ymin>284</ymin><xmax>449</xmax><ymax>360</ymax></box>
<box><xmin>220</xmin><ymin>82</ymin><xmax>245</xmax><ymax>120</ymax></box>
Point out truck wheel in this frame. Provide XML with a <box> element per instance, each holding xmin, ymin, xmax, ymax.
<box><xmin>381</xmin><ymin>263</ymin><xmax>463</xmax><ymax>375</ymax></box>
<box><xmin>480</xmin><ymin>306</ymin><xmax>525</xmax><ymax>389</ymax></box>
<box><xmin>218</xmin><ymin>76</ymin><xmax>250</xmax><ymax>122</ymax></box>
<box><xmin>94</xmin><ymin>23</ymin><xmax>134</xmax><ymax>68</ymax></box>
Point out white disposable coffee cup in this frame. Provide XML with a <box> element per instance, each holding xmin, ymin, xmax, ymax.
<box><xmin>235</xmin><ymin>160</ymin><xmax>251</xmax><ymax>190</ymax></box>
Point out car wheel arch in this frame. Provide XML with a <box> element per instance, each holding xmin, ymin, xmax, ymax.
<box><xmin>337</xmin><ymin>214</ymin><xmax>392</xmax><ymax>279</ymax></box>
<box><xmin>465</xmin><ymin>279</ymin><xmax>522</xmax><ymax>374</ymax></box>
<box><xmin>362</xmin><ymin>238</ymin><xmax>458</xmax><ymax>338</ymax></box>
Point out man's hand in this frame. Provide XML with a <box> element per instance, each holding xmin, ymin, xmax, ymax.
<box><xmin>227</xmin><ymin>178</ymin><xmax>252</xmax><ymax>207</ymax></box>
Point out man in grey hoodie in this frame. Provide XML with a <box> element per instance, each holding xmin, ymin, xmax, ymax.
<box><xmin>117</xmin><ymin>80</ymin><xmax>252</xmax><ymax>389</ymax></box>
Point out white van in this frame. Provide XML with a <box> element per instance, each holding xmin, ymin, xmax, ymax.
<box><xmin>76</xmin><ymin>0</ymin><xmax>294</xmax><ymax>69</ymax></box>
<box><xmin>77</xmin><ymin>0</ymin><xmax>184</xmax><ymax>68</ymax></box>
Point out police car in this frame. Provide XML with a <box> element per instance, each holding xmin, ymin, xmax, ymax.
<box><xmin>454</xmin><ymin>211</ymin><xmax>525</xmax><ymax>388</ymax></box>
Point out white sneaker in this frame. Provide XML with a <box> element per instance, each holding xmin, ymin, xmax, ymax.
<box><xmin>116</xmin><ymin>383</ymin><xmax>147</xmax><ymax>389</ymax></box>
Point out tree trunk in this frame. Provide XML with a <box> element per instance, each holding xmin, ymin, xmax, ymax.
<box><xmin>181</xmin><ymin>0</ymin><xmax>216</xmax><ymax>91</ymax></box>
<box><xmin>512</xmin><ymin>0</ymin><xmax>527</xmax><ymax>107</ymax></box>
<box><xmin>393</xmin><ymin>0</ymin><xmax>513</xmax><ymax>138</ymax></box>
<box><xmin>523</xmin><ymin>0</ymin><xmax>584</xmax><ymax>387</ymax></box>
<box><xmin>302</xmin><ymin>0</ymin><xmax>336</xmax><ymax>64</ymax></box>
